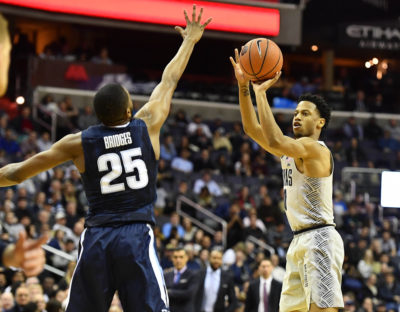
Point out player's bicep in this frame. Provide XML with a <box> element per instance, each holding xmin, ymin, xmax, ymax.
<box><xmin>272</xmin><ymin>136</ymin><xmax>317</xmax><ymax>159</ymax></box>
<box><xmin>250</xmin><ymin>126</ymin><xmax>283</xmax><ymax>158</ymax></box>
<box><xmin>13</xmin><ymin>134</ymin><xmax>79</xmax><ymax>182</ymax></box>
<box><xmin>136</xmin><ymin>80</ymin><xmax>175</xmax><ymax>131</ymax></box>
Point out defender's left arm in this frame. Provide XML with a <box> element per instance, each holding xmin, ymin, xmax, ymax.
<box><xmin>135</xmin><ymin>5</ymin><xmax>211</xmax><ymax>158</ymax></box>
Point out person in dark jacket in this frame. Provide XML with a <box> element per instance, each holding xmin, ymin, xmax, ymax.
<box><xmin>164</xmin><ymin>248</ymin><xmax>198</xmax><ymax>312</ymax></box>
<box><xmin>195</xmin><ymin>249</ymin><xmax>238</xmax><ymax>312</ymax></box>
<box><xmin>245</xmin><ymin>259</ymin><xmax>282</xmax><ymax>312</ymax></box>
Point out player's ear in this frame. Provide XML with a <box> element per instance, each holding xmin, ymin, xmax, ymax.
<box><xmin>317</xmin><ymin>118</ymin><xmax>326</xmax><ymax>130</ymax></box>
<box><xmin>126</xmin><ymin>107</ymin><xmax>132</xmax><ymax>119</ymax></box>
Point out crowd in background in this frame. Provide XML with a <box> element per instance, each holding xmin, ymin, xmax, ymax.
<box><xmin>0</xmin><ymin>93</ymin><xmax>399</xmax><ymax>311</ymax></box>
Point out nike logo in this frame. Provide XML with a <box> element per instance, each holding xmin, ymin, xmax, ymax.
<box><xmin>256</xmin><ymin>39</ymin><xmax>263</xmax><ymax>56</ymax></box>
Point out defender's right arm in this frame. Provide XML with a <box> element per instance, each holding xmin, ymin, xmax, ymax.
<box><xmin>0</xmin><ymin>133</ymin><xmax>82</xmax><ymax>186</ymax></box>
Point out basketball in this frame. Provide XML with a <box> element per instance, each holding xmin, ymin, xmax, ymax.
<box><xmin>239</xmin><ymin>38</ymin><xmax>283</xmax><ymax>82</ymax></box>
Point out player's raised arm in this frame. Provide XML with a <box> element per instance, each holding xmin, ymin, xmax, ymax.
<box><xmin>230</xmin><ymin>49</ymin><xmax>283</xmax><ymax>157</ymax></box>
<box><xmin>0</xmin><ymin>14</ymin><xmax>12</xmax><ymax>97</ymax></box>
<box><xmin>135</xmin><ymin>5</ymin><xmax>211</xmax><ymax>150</ymax></box>
<box><xmin>252</xmin><ymin>74</ymin><xmax>323</xmax><ymax>159</ymax></box>
<box><xmin>0</xmin><ymin>133</ymin><xmax>82</xmax><ymax>186</ymax></box>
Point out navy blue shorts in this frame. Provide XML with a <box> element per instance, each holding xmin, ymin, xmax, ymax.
<box><xmin>65</xmin><ymin>223</ymin><xmax>169</xmax><ymax>312</ymax></box>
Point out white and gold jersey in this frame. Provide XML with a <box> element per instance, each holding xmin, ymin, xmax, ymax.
<box><xmin>280</xmin><ymin>141</ymin><xmax>335</xmax><ymax>232</ymax></box>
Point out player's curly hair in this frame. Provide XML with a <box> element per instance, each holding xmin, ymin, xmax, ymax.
<box><xmin>298</xmin><ymin>93</ymin><xmax>331</xmax><ymax>129</ymax></box>
<box><xmin>94</xmin><ymin>84</ymin><xmax>130</xmax><ymax>126</ymax></box>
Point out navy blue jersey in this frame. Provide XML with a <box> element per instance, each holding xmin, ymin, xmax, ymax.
<box><xmin>81</xmin><ymin>118</ymin><xmax>157</xmax><ymax>227</ymax></box>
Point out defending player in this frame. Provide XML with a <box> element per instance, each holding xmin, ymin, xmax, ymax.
<box><xmin>230</xmin><ymin>49</ymin><xmax>344</xmax><ymax>312</ymax></box>
<box><xmin>0</xmin><ymin>6</ymin><xmax>211</xmax><ymax>311</ymax></box>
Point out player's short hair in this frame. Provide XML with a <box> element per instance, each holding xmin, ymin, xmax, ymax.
<box><xmin>298</xmin><ymin>93</ymin><xmax>331</xmax><ymax>129</ymax></box>
<box><xmin>93</xmin><ymin>84</ymin><xmax>130</xmax><ymax>125</ymax></box>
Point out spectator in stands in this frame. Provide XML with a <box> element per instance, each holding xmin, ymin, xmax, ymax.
<box><xmin>236</xmin><ymin>186</ymin><xmax>256</xmax><ymax>212</ymax></box>
<box><xmin>270</xmin><ymin>254</ymin><xmax>285</xmax><ymax>283</ymax></box>
<box><xmin>226</xmin><ymin>203</ymin><xmax>244</xmax><ymax>249</ymax></box>
<box><xmin>0</xmin><ymin>129</ymin><xmax>21</xmax><ymax>160</ymax></box>
<box><xmin>160</xmin><ymin>134</ymin><xmax>177</xmax><ymax>162</ymax></box>
<box><xmin>352</xmin><ymin>90</ymin><xmax>367</xmax><ymax>112</ymax></box>
<box><xmin>195</xmin><ymin>249</ymin><xmax>238</xmax><ymax>312</ymax></box>
<box><xmin>162</xmin><ymin>212</ymin><xmax>185</xmax><ymax>240</ymax></box>
<box><xmin>13</xmin><ymin>284</ymin><xmax>31</xmax><ymax>311</ymax></box>
<box><xmin>363</xmin><ymin>117</ymin><xmax>383</xmax><ymax>143</ymax></box>
<box><xmin>39</xmin><ymin>44</ymin><xmax>55</xmax><ymax>60</ymax></box>
<box><xmin>214</xmin><ymin>153</ymin><xmax>232</xmax><ymax>175</ymax></box>
<box><xmin>357</xmin><ymin>297</ymin><xmax>374</xmax><ymax>312</ymax></box>
<box><xmin>378</xmin><ymin>272</ymin><xmax>400</xmax><ymax>310</ymax></box>
<box><xmin>378</xmin><ymin>130</ymin><xmax>400</xmax><ymax>153</ymax></box>
<box><xmin>228</xmin><ymin>121</ymin><xmax>244</xmax><ymax>148</ymax></box>
<box><xmin>343</xmin><ymin>117</ymin><xmax>364</xmax><ymax>140</ymax></box>
<box><xmin>245</xmin><ymin>259</ymin><xmax>282</xmax><ymax>312</ymax></box>
<box><xmin>164</xmin><ymin>247</ymin><xmax>198</xmax><ymax>312</ymax></box>
<box><xmin>230</xmin><ymin>246</ymin><xmax>251</xmax><ymax>290</ymax></box>
<box><xmin>369</xmin><ymin>93</ymin><xmax>384</xmax><ymax>113</ymax></box>
<box><xmin>343</xmin><ymin>292</ymin><xmax>357</xmax><ymax>312</ymax></box>
<box><xmin>91</xmin><ymin>47</ymin><xmax>112</xmax><ymax>64</ymax></box>
<box><xmin>10</xmin><ymin>106</ymin><xmax>35</xmax><ymax>135</ymax></box>
<box><xmin>187</xmin><ymin>114</ymin><xmax>212</xmax><ymax>138</ymax></box>
<box><xmin>234</xmin><ymin>152</ymin><xmax>252</xmax><ymax>177</ymax></box>
<box><xmin>333</xmin><ymin>190</ymin><xmax>348</xmax><ymax>228</ymax></box>
<box><xmin>360</xmin><ymin>274</ymin><xmax>379</xmax><ymax>305</ymax></box>
<box><xmin>37</xmin><ymin>132</ymin><xmax>52</xmax><ymax>152</ymax></box>
<box><xmin>193</xmin><ymin>149</ymin><xmax>214</xmax><ymax>172</ymax></box>
<box><xmin>20</xmin><ymin>131</ymin><xmax>39</xmax><ymax>156</ymax></box>
<box><xmin>193</xmin><ymin>171</ymin><xmax>222</xmax><ymax>197</ymax></box>
<box><xmin>357</xmin><ymin>249</ymin><xmax>380</xmax><ymax>280</ymax></box>
<box><xmin>289</xmin><ymin>76</ymin><xmax>314</xmax><ymax>99</ymax></box>
<box><xmin>182</xmin><ymin>218</ymin><xmax>197</xmax><ymax>243</ymax></box>
<box><xmin>346</xmin><ymin>138</ymin><xmax>366</xmax><ymax>167</ymax></box>
<box><xmin>261</xmin><ymin>197</ymin><xmax>285</xmax><ymax>228</ymax></box>
<box><xmin>77</xmin><ymin>105</ymin><xmax>97</xmax><ymax>130</ymax></box>
<box><xmin>380</xmin><ymin>231</ymin><xmax>397</xmax><ymax>257</ymax></box>
<box><xmin>171</xmin><ymin>148</ymin><xmax>194</xmax><ymax>173</ymax></box>
<box><xmin>1</xmin><ymin>291</ymin><xmax>15</xmax><ymax>311</ymax></box>
<box><xmin>189</xmin><ymin>127</ymin><xmax>211</xmax><ymax>151</ymax></box>
<box><xmin>243</xmin><ymin>212</ymin><xmax>265</xmax><ymax>241</ymax></box>
<box><xmin>213</xmin><ymin>127</ymin><xmax>232</xmax><ymax>154</ymax></box>
<box><xmin>385</xmin><ymin>119</ymin><xmax>400</xmax><ymax>142</ymax></box>
<box><xmin>243</xmin><ymin>208</ymin><xmax>267</xmax><ymax>234</ymax></box>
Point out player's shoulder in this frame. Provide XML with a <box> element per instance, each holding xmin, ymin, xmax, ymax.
<box><xmin>54</xmin><ymin>132</ymin><xmax>83</xmax><ymax>155</ymax></box>
<box><xmin>297</xmin><ymin>137</ymin><xmax>326</xmax><ymax>149</ymax></box>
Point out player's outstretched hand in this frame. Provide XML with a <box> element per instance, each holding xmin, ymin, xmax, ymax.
<box><xmin>175</xmin><ymin>4</ymin><xmax>212</xmax><ymax>43</ymax></box>
<box><xmin>3</xmin><ymin>231</ymin><xmax>48</xmax><ymax>277</ymax></box>
<box><xmin>252</xmin><ymin>71</ymin><xmax>282</xmax><ymax>93</ymax></box>
<box><xmin>230</xmin><ymin>48</ymin><xmax>250</xmax><ymax>86</ymax></box>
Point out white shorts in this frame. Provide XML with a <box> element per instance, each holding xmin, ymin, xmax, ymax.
<box><xmin>279</xmin><ymin>226</ymin><xmax>344</xmax><ymax>312</ymax></box>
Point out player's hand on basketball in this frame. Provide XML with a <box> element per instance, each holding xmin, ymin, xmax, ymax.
<box><xmin>175</xmin><ymin>4</ymin><xmax>212</xmax><ymax>43</ymax></box>
<box><xmin>230</xmin><ymin>48</ymin><xmax>250</xmax><ymax>85</ymax></box>
<box><xmin>3</xmin><ymin>231</ymin><xmax>48</xmax><ymax>276</ymax></box>
<box><xmin>251</xmin><ymin>71</ymin><xmax>281</xmax><ymax>93</ymax></box>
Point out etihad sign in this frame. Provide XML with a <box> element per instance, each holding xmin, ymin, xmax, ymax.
<box><xmin>346</xmin><ymin>25</ymin><xmax>400</xmax><ymax>41</ymax></box>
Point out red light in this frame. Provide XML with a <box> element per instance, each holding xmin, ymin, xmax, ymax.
<box><xmin>0</xmin><ymin>0</ymin><xmax>280</xmax><ymax>36</ymax></box>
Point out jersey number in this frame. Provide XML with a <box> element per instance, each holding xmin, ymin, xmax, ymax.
<box><xmin>97</xmin><ymin>147</ymin><xmax>149</xmax><ymax>194</ymax></box>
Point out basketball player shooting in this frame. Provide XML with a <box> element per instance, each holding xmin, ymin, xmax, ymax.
<box><xmin>230</xmin><ymin>48</ymin><xmax>345</xmax><ymax>312</ymax></box>
<box><xmin>0</xmin><ymin>6</ymin><xmax>211</xmax><ymax>311</ymax></box>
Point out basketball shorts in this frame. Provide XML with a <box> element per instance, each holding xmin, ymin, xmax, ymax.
<box><xmin>279</xmin><ymin>226</ymin><xmax>344</xmax><ymax>312</ymax></box>
<box><xmin>65</xmin><ymin>223</ymin><xmax>169</xmax><ymax>312</ymax></box>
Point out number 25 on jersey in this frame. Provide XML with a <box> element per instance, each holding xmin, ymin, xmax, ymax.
<box><xmin>97</xmin><ymin>147</ymin><xmax>149</xmax><ymax>194</ymax></box>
